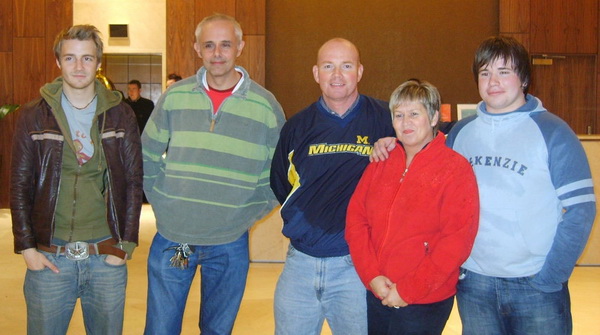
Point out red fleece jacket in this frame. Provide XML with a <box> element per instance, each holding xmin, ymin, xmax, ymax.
<box><xmin>346</xmin><ymin>133</ymin><xmax>479</xmax><ymax>304</ymax></box>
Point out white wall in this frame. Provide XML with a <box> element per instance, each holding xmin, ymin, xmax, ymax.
<box><xmin>73</xmin><ymin>0</ymin><xmax>166</xmax><ymax>84</ymax></box>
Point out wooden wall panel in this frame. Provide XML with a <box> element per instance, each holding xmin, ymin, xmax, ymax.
<box><xmin>0</xmin><ymin>52</ymin><xmax>15</xmax><ymax>208</ymax></box>
<box><xmin>13</xmin><ymin>38</ymin><xmax>45</xmax><ymax>105</ymax></box>
<box><xmin>195</xmin><ymin>0</ymin><xmax>236</xmax><ymax>20</ymax></box>
<box><xmin>0</xmin><ymin>0</ymin><xmax>14</xmax><ymax>51</ymax></box>
<box><xmin>501</xmin><ymin>33</ymin><xmax>530</xmax><ymax>51</ymax></box>
<box><xmin>237</xmin><ymin>35</ymin><xmax>265</xmax><ymax>86</ymax></box>
<box><xmin>14</xmin><ymin>0</ymin><xmax>45</xmax><ymax>37</ymax></box>
<box><xmin>530</xmin><ymin>0</ymin><xmax>598</xmax><ymax>54</ymax></box>
<box><xmin>0</xmin><ymin>53</ymin><xmax>13</xmax><ymax>104</ymax></box>
<box><xmin>499</xmin><ymin>0</ymin><xmax>530</xmax><ymax>33</ymax></box>
<box><xmin>237</xmin><ymin>0</ymin><xmax>265</xmax><ymax>35</ymax></box>
<box><xmin>530</xmin><ymin>55</ymin><xmax>596</xmax><ymax>134</ymax></box>
<box><xmin>0</xmin><ymin>111</ymin><xmax>17</xmax><ymax>210</ymax></box>
<box><xmin>45</xmin><ymin>0</ymin><xmax>73</xmax><ymax>82</ymax></box>
<box><xmin>167</xmin><ymin>0</ymin><xmax>197</xmax><ymax>78</ymax></box>
<box><xmin>266</xmin><ymin>0</ymin><xmax>495</xmax><ymax>118</ymax></box>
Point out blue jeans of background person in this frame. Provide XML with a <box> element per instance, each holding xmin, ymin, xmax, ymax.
<box><xmin>366</xmin><ymin>290</ymin><xmax>453</xmax><ymax>335</ymax></box>
<box><xmin>456</xmin><ymin>268</ymin><xmax>572</xmax><ymax>335</ymax></box>
<box><xmin>144</xmin><ymin>231</ymin><xmax>250</xmax><ymax>335</ymax></box>
<box><xmin>274</xmin><ymin>245</ymin><xmax>367</xmax><ymax>335</ymax></box>
<box><xmin>24</xmin><ymin>250</ymin><xmax>127</xmax><ymax>335</ymax></box>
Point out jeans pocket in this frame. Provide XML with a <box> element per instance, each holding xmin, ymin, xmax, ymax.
<box><xmin>343</xmin><ymin>254</ymin><xmax>354</xmax><ymax>266</ymax></box>
<box><xmin>101</xmin><ymin>254</ymin><xmax>127</xmax><ymax>267</ymax></box>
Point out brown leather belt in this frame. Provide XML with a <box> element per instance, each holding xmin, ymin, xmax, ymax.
<box><xmin>37</xmin><ymin>238</ymin><xmax>127</xmax><ymax>260</ymax></box>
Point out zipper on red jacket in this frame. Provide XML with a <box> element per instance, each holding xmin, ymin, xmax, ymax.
<box><xmin>399</xmin><ymin>168</ymin><xmax>408</xmax><ymax>182</ymax></box>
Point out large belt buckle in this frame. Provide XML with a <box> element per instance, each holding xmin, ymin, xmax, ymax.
<box><xmin>65</xmin><ymin>241</ymin><xmax>90</xmax><ymax>260</ymax></box>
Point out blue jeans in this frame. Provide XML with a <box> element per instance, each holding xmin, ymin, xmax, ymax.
<box><xmin>456</xmin><ymin>269</ymin><xmax>572</xmax><ymax>335</ymax></box>
<box><xmin>24</xmin><ymin>251</ymin><xmax>127</xmax><ymax>335</ymax></box>
<box><xmin>274</xmin><ymin>245</ymin><xmax>367</xmax><ymax>335</ymax></box>
<box><xmin>366</xmin><ymin>291</ymin><xmax>453</xmax><ymax>335</ymax></box>
<box><xmin>144</xmin><ymin>231</ymin><xmax>250</xmax><ymax>335</ymax></box>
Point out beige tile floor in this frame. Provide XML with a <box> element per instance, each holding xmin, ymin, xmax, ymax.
<box><xmin>1</xmin><ymin>206</ymin><xmax>598</xmax><ymax>334</ymax></box>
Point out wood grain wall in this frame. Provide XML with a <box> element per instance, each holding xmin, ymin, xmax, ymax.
<box><xmin>0</xmin><ymin>0</ymin><xmax>72</xmax><ymax>208</ymax></box>
<box><xmin>265</xmin><ymin>0</ymin><xmax>498</xmax><ymax>118</ymax></box>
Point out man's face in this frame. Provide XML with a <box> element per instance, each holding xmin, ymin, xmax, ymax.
<box><xmin>128</xmin><ymin>84</ymin><xmax>141</xmax><ymax>101</ymax></box>
<box><xmin>313</xmin><ymin>40</ymin><xmax>363</xmax><ymax>106</ymax></box>
<box><xmin>193</xmin><ymin>19</ymin><xmax>244</xmax><ymax>83</ymax></box>
<box><xmin>478</xmin><ymin>57</ymin><xmax>526</xmax><ymax>114</ymax></box>
<box><xmin>56</xmin><ymin>39</ymin><xmax>100</xmax><ymax>91</ymax></box>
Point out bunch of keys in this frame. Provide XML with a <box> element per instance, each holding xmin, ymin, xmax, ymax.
<box><xmin>164</xmin><ymin>243</ymin><xmax>194</xmax><ymax>269</ymax></box>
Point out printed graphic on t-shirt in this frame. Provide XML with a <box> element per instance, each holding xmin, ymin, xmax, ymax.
<box><xmin>74</xmin><ymin>131</ymin><xmax>93</xmax><ymax>164</ymax></box>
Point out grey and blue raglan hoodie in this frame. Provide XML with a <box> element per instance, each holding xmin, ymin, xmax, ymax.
<box><xmin>446</xmin><ymin>94</ymin><xmax>596</xmax><ymax>292</ymax></box>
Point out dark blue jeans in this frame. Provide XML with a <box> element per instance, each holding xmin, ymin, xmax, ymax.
<box><xmin>144</xmin><ymin>231</ymin><xmax>249</xmax><ymax>335</ymax></box>
<box><xmin>366</xmin><ymin>290</ymin><xmax>454</xmax><ymax>335</ymax></box>
<box><xmin>456</xmin><ymin>269</ymin><xmax>572</xmax><ymax>335</ymax></box>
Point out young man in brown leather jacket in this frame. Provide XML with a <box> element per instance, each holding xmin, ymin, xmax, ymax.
<box><xmin>10</xmin><ymin>24</ymin><xmax>142</xmax><ymax>334</ymax></box>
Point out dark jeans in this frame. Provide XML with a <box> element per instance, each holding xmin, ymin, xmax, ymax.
<box><xmin>367</xmin><ymin>290</ymin><xmax>454</xmax><ymax>335</ymax></box>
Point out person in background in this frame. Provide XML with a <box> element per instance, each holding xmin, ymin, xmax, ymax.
<box><xmin>346</xmin><ymin>79</ymin><xmax>479</xmax><ymax>334</ymax></box>
<box><xmin>125</xmin><ymin>79</ymin><xmax>155</xmax><ymax>133</ymax></box>
<box><xmin>371</xmin><ymin>36</ymin><xmax>596</xmax><ymax>335</ymax></box>
<box><xmin>166</xmin><ymin>73</ymin><xmax>182</xmax><ymax>88</ymax></box>
<box><xmin>10</xmin><ymin>24</ymin><xmax>142</xmax><ymax>334</ymax></box>
<box><xmin>270</xmin><ymin>38</ymin><xmax>394</xmax><ymax>335</ymax></box>
<box><xmin>142</xmin><ymin>13</ymin><xmax>285</xmax><ymax>335</ymax></box>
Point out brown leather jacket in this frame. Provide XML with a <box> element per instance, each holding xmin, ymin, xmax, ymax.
<box><xmin>10</xmin><ymin>80</ymin><xmax>143</xmax><ymax>252</ymax></box>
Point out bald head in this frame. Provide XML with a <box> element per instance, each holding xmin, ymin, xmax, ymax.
<box><xmin>313</xmin><ymin>38</ymin><xmax>364</xmax><ymax>115</ymax></box>
<box><xmin>317</xmin><ymin>38</ymin><xmax>361</xmax><ymax>64</ymax></box>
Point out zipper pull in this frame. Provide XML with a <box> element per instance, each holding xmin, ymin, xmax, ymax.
<box><xmin>424</xmin><ymin>242</ymin><xmax>429</xmax><ymax>254</ymax></box>
<box><xmin>400</xmin><ymin>168</ymin><xmax>408</xmax><ymax>182</ymax></box>
<box><xmin>209</xmin><ymin>119</ymin><xmax>215</xmax><ymax>132</ymax></box>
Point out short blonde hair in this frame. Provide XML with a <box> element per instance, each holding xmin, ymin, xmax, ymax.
<box><xmin>389</xmin><ymin>79</ymin><xmax>441</xmax><ymax>133</ymax></box>
<box><xmin>53</xmin><ymin>25</ymin><xmax>103</xmax><ymax>63</ymax></box>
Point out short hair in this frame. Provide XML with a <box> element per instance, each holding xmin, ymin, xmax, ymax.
<box><xmin>167</xmin><ymin>73</ymin><xmax>182</xmax><ymax>81</ymax></box>
<box><xmin>389</xmin><ymin>79</ymin><xmax>441</xmax><ymax>133</ymax></box>
<box><xmin>53</xmin><ymin>25</ymin><xmax>103</xmax><ymax>63</ymax></box>
<box><xmin>195</xmin><ymin>14</ymin><xmax>243</xmax><ymax>44</ymax></box>
<box><xmin>128</xmin><ymin>79</ymin><xmax>141</xmax><ymax>88</ymax></box>
<box><xmin>472</xmin><ymin>36</ymin><xmax>531</xmax><ymax>94</ymax></box>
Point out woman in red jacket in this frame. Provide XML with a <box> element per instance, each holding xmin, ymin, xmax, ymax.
<box><xmin>346</xmin><ymin>79</ymin><xmax>479</xmax><ymax>335</ymax></box>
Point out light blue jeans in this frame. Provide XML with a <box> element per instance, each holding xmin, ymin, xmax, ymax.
<box><xmin>24</xmin><ymin>251</ymin><xmax>127</xmax><ymax>335</ymax></box>
<box><xmin>144</xmin><ymin>231</ymin><xmax>250</xmax><ymax>335</ymax></box>
<box><xmin>274</xmin><ymin>245</ymin><xmax>367</xmax><ymax>335</ymax></box>
<box><xmin>456</xmin><ymin>268</ymin><xmax>572</xmax><ymax>335</ymax></box>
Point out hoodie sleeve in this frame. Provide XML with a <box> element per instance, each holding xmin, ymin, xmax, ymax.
<box><xmin>530</xmin><ymin>119</ymin><xmax>596</xmax><ymax>292</ymax></box>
